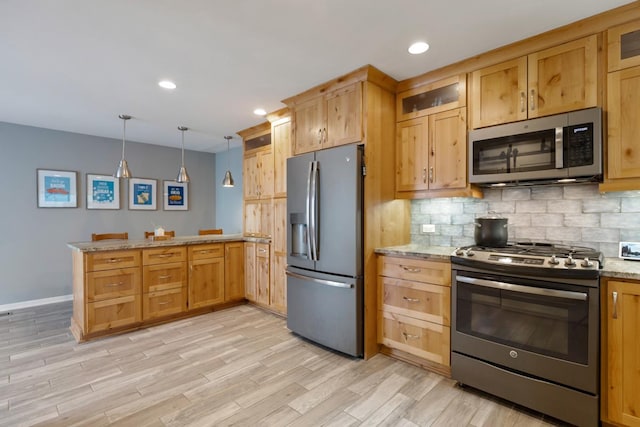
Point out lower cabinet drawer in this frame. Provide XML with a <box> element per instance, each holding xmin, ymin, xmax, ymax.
<box><xmin>379</xmin><ymin>311</ymin><xmax>450</xmax><ymax>366</ymax></box>
<box><xmin>379</xmin><ymin>276</ymin><xmax>450</xmax><ymax>326</ymax></box>
<box><xmin>143</xmin><ymin>287</ymin><xmax>187</xmax><ymax>320</ymax></box>
<box><xmin>87</xmin><ymin>295</ymin><xmax>141</xmax><ymax>334</ymax></box>
<box><xmin>87</xmin><ymin>267</ymin><xmax>141</xmax><ymax>301</ymax></box>
<box><xmin>142</xmin><ymin>262</ymin><xmax>186</xmax><ymax>293</ymax></box>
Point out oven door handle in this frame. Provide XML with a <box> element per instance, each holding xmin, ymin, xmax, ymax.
<box><xmin>456</xmin><ymin>275</ymin><xmax>587</xmax><ymax>301</ymax></box>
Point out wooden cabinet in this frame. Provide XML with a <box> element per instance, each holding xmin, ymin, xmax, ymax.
<box><xmin>396</xmin><ymin>74</ymin><xmax>466</xmax><ymax>122</ymax></box>
<box><xmin>272</xmin><ymin>116</ymin><xmax>291</xmax><ymax>198</ymax></box>
<box><xmin>243</xmin><ymin>148</ymin><xmax>273</xmax><ymax>200</ymax></box>
<box><xmin>270</xmin><ymin>198</ymin><xmax>287</xmax><ymax>314</ymax></box>
<box><xmin>601</xmin><ymin>278</ymin><xmax>640</xmax><ymax>427</ymax></box>
<box><xmin>224</xmin><ymin>242</ymin><xmax>244</xmax><ymax>302</ymax></box>
<box><xmin>244</xmin><ymin>242</ymin><xmax>256</xmax><ymax>301</ymax></box>
<box><xmin>244</xmin><ymin>199</ymin><xmax>272</xmax><ymax>238</ymax></box>
<box><xmin>74</xmin><ymin>250</ymin><xmax>142</xmax><ymax>336</ymax></box>
<box><xmin>396</xmin><ymin>107</ymin><xmax>467</xmax><ymax>197</ymax></box>
<box><xmin>142</xmin><ymin>247</ymin><xmax>187</xmax><ymax>320</ymax></box>
<box><xmin>291</xmin><ymin>82</ymin><xmax>362</xmax><ymax>155</ymax></box>
<box><xmin>602</xmin><ymin>20</ymin><xmax>640</xmax><ymax>191</ymax></box>
<box><xmin>243</xmin><ymin>241</ymin><xmax>271</xmax><ymax>306</ymax></box>
<box><xmin>470</xmin><ymin>35</ymin><xmax>599</xmax><ymax>128</ymax></box>
<box><xmin>377</xmin><ymin>255</ymin><xmax>451</xmax><ymax>375</ymax></box>
<box><xmin>188</xmin><ymin>244</ymin><xmax>225</xmax><ymax>309</ymax></box>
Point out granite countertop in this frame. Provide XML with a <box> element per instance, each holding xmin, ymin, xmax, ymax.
<box><xmin>67</xmin><ymin>233</ymin><xmax>269</xmax><ymax>252</ymax></box>
<box><xmin>374</xmin><ymin>244</ymin><xmax>455</xmax><ymax>261</ymax></box>
<box><xmin>375</xmin><ymin>244</ymin><xmax>640</xmax><ymax>281</ymax></box>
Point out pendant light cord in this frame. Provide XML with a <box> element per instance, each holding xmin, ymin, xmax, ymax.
<box><xmin>121</xmin><ymin>119</ymin><xmax>127</xmax><ymax>160</ymax></box>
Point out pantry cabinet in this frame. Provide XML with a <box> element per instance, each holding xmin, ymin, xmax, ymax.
<box><xmin>188</xmin><ymin>244</ymin><xmax>225</xmax><ymax>309</ymax></box>
<box><xmin>396</xmin><ymin>108</ymin><xmax>467</xmax><ymax>197</ymax></box>
<box><xmin>377</xmin><ymin>255</ymin><xmax>451</xmax><ymax>376</ymax></box>
<box><xmin>244</xmin><ymin>200</ymin><xmax>272</xmax><ymax>238</ymax></box>
<box><xmin>244</xmin><ymin>242</ymin><xmax>270</xmax><ymax>307</ymax></box>
<box><xmin>290</xmin><ymin>82</ymin><xmax>362</xmax><ymax>155</ymax></box>
<box><xmin>470</xmin><ymin>34</ymin><xmax>599</xmax><ymax>128</ymax></box>
<box><xmin>601</xmin><ymin>278</ymin><xmax>640</xmax><ymax>427</ymax></box>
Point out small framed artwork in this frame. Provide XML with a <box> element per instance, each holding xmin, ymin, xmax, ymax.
<box><xmin>619</xmin><ymin>242</ymin><xmax>640</xmax><ymax>261</ymax></box>
<box><xmin>163</xmin><ymin>180</ymin><xmax>189</xmax><ymax>211</ymax></box>
<box><xmin>37</xmin><ymin>169</ymin><xmax>78</xmax><ymax>208</ymax></box>
<box><xmin>129</xmin><ymin>178</ymin><xmax>157</xmax><ymax>210</ymax></box>
<box><xmin>86</xmin><ymin>174</ymin><xmax>120</xmax><ymax>209</ymax></box>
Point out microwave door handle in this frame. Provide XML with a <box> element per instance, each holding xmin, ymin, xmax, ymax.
<box><xmin>555</xmin><ymin>127</ymin><xmax>564</xmax><ymax>169</ymax></box>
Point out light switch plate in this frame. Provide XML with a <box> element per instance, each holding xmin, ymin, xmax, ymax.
<box><xmin>422</xmin><ymin>224</ymin><xmax>436</xmax><ymax>233</ymax></box>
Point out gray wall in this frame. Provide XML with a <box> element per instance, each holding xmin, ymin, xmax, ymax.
<box><xmin>215</xmin><ymin>146</ymin><xmax>243</xmax><ymax>234</ymax></box>
<box><xmin>411</xmin><ymin>183</ymin><xmax>640</xmax><ymax>257</ymax></box>
<box><xmin>0</xmin><ymin>121</ymin><xmax>220</xmax><ymax>305</ymax></box>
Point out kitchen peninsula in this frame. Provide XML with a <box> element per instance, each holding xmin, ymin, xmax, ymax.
<box><xmin>67</xmin><ymin>234</ymin><xmax>256</xmax><ymax>342</ymax></box>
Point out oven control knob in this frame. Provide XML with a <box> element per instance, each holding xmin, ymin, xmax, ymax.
<box><xmin>581</xmin><ymin>257</ymin><xmax>594</xmax><ymax>268</ymax></box>
<box><xmin>565</xmin><ymin>255</ymin><xmax>576</xmax><ymax>267</ymax></box>
<box><xmin>465</xmin><ymin>249</ymin><xmax>475</xmax><ymax>257</ymax></box>
<box><xmin>548</xmin><ymin>255</ymin><xmax>560</xmax><ymax>265</ymax></box>
<box><xmin>509</xmin><ymin>350</ymin><xmax>518</xmax><ymax>359</ymax></box>
<box><xmin>454</xmin><ymin>247</ymin><xmax>464</xmax><ymax>256</ymax></box>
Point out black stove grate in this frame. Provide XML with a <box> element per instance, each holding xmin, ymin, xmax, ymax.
<box><xmin>458</xmin><ymin>241</ymin><xmax>604</xmax><ymax>266</ymax></box>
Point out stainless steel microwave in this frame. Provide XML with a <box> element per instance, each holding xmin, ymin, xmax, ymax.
<box><xmin>468</xmin><ymin>108</ymin><xmax>602</xmax><ymax>186</ymax></box>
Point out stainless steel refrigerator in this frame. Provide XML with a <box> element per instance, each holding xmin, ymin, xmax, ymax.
<box><xmin>286</xmin><ymin>143</ymin><xmax>363</xmax><ymax>357</ymax></box>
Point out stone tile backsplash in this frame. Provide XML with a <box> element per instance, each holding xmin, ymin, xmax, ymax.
<box><xmin>410</xmin><ymin>184</ymin><xmax>640</xmax><ymax>257</ymax></box>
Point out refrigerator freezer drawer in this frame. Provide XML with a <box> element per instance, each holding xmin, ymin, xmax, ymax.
<box><xmin>286</xmin><ymin>268</ymin><xmax>363</xmax><ymax>357</ymax></box>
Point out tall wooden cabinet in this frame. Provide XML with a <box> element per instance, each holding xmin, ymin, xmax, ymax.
<box><xmin>601</xmin><ymin>277</ymin><xmax>640</xmax><ymax>427</ymax></box>
<box><xmin>601</xmin><ymin>19</ymin><xmax>640</xmax><ymax>191</ymax></box>
<box><xmin>470</xmin><ymin>34</ymin><xmax>599</xmax><ymax>129</ymax></box>
<box><xmin>224</xmin><ymin>242</ymin><xmax>244</xmax><ymax>302</ymax></box>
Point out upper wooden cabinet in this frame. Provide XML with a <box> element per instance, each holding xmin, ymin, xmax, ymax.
<box><xmin>608</xmin><ymin>19</ymin><xmax>640</xmax><ymax>72</ymax></box>
<box><xmin>290</xmin><ymin>82</ymin><xmax>362</xmax><ymax>155</ymax></box>
<box><xmin>268</xmin><ymin>110</ymin><xmax>291</xmax><ymax>198</ymax></box>
<box><xmin>470</xmin><ymin>35</ymin><xmax>599</xmax><ymax>128</ymax></box>
<box><xmin>396</xmin><ymin>108</ymin><xmax>467</xmax><ymax>197</ymax></box>
<box><xmin>396</xmin><ymin>74</ymin><xmax>466</xmax><ymax>122</ymax></box>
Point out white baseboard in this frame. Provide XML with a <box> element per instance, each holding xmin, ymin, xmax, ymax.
<box><xmin>0</xmin><ymin>294</ymin><xmax>73</xmax><ymax>313</ymax></box>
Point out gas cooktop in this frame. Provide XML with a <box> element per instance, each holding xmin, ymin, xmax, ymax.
<box><xmin>452</xmin><ymin>241</ymin><xmax>604</xmax><ymax>273</ymax></box>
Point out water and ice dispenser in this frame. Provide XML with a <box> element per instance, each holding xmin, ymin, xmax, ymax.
<box><xmin>290</xmin><ymin>213</ymin><xmax>308</xmax><ymax>258</ymax></box>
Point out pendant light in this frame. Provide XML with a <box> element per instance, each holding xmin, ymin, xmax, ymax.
<box><xmin>114</xmin><ymin>114</ymin><xmax>132</xmax><ymax>178</ymax></box>
<box><xmin>222</xmin><ymin>135</ymin><xmax>235</xmax><ymax>187</ymax></box>
<box><xmin>176</xmin><ymin>126</ymin><xmax>190</xmax><ymax>183</ymax></box>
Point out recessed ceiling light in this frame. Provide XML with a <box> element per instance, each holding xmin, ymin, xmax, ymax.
<box><xmin>158</xmin><ymin>80</ymin><xmax>177</xmax><ymax>89</ymax></box>
<box><xmin>253</xmin><ymin>108</ymin><xmax>267</xmax><ymax>116</ymax></box>
<box><xmin>408</xmin><ymin>42</ymin><xmax>429</xmax><ymax>55</ymax></box>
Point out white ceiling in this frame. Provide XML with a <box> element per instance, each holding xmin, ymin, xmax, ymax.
<box><xmin>1</xmin><ymin>0</ymin><xmax>633</xmax><ymax>153</ymax></box>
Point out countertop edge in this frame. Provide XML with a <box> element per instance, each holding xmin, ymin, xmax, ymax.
<box><xmin>67</xmin><ymin>234</ymin><xmax>270</xmax><ymax>252</ymax></box>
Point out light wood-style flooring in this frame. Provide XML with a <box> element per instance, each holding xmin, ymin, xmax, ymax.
<box><xmin>0</xmin><ymin>302</ymin><xmax>567</xmax><ymax>426</ymax></box>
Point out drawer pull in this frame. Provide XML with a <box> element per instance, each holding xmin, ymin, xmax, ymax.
<box><xmin>612</xmin><ymin>291</ymin><xmax>618</xmax><ymax>319</ymax></box>
<box><xmin>401</xmin><ymin>266</ymin><xmax>421</xmax><ymax>273</ymax></box>
<box><xmin>402</xmin><ymin>332</ymin><xmax>420</xmax><ymax>340</ymax></box>
<box><xmin>258</xmin><ymin>248</ymin><xmax>267</xmax><ymax>253</ymax></box>
<box><xmin>158</xmin><ymin>275</ymin><xmax>171</xmax><ymax>279</ymax></box>
<box><xmin>198</xmin><ymin>250</ymin><xmax>211</xmax><ymax>254</ymax></box>
<box><xmin>106</xmin><ymin>282</ymin><xmax>124</xmax><ymax>287</ymax></box>
<box><xmin>158</xmin><ymin>301</ymin><xmax>170</xmax><ymax>306</ymax></box>
<box><xmin>107</xmin><ymin>258</ymin><xmax>122</xmax><ymax>263</ymax></box>
<box><xmin>155</xmin><ymin>254</ymin><xmax>173</xmax><ymax>258</ymax></box>
<box><xmin>402</xmin><ymin>296</ymin><xmax>420</xmax><ymax>303</ymax></box>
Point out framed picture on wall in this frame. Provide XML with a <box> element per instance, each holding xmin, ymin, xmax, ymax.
<box><xmin>37</xmin><ymin>169</ymin><xmax>78</xmax><ymax>208</ymax></box>
<box><xmin>163</xmin><ymin>180</ymin><xmax>188</xmax><ymax>211</ymax></box>
<box><xmin>86</xmin><ymin>174</ymin><xmax>120</xmax><ymax>209</ymax></box>
<box><xmin>129</xmin><ymin>178</ymin><xmax>157</xmax><ymax>210</ymax></box>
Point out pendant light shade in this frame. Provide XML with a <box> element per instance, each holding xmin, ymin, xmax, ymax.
<box><xmin>222</xmin><ymin>135</ymin><xmax>234</xmax><ymax>187</ymax></box>
<box><xmin>114</xmin><ymin>114</ymin><xmax>132</xmax><ymax>178</ymax></box>
<box><xmin>176</xmin><ymin>126</ymin><xmax>190</xmax><ymax>183</ymax></box>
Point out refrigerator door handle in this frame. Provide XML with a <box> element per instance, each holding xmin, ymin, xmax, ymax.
<box><xmin>309</xmin><ymin>160</ymin><xmax>319</xmax><ymax>261</ymax></box>
<box><xmin>286</xmin><ymin>270</ymin><xmax>354</xmax><ymax>289</ymax></box>
<box><xmin>305</xmin><ymin>161</ymin><xmax>314</xmax><ymax>261</ymax></box>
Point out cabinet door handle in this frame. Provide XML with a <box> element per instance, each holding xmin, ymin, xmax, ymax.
<box><xmin>530</xmin><ymin>89</ymin><xmax>536</xmax><ymax>111</ymax></box>
<box><xmin>402</xmin><ymin>296</ymin><xmax>420</xmax><ymax>303</ymax></box>
<box><xmin>317</xmin><ymin>128</ymin><xmax>323</xmax><ymax>144</ymax></box>
<box><xmin>105</xmin><ymin>282</ymin><xmax>124</xmax><ymax>287</ymax></box>
<box><xmin>402</xmin><ymin>332</ymin><xmax>420</xmax><ymax>340</ymax></box>
<box><xmin>429</xmin><ymin>167</ymin><xmax>434</xmax><ymax>183</ymax></box>
<box><xmin>612</xmin><ymin>291</ymin><xmax>618</xmax><ymax>319</ymax></box>
<box><xmin>422</xmin><ymin>168</ymin><xmax>427</xmax><ymax>184</ymax></box>
<box><xmin>520</xmin><ymin>91</ymin><xmax>526</xmax><ymax>112</ymax></box>
<box><xmin>401</xmin><ymin>266</ymin><xmax>421</xmax><ymax>273</ymax></box>
<box><xmin>323</xmin><ymin>128</ymin><xmax>327</xmax><ymax>144</ymax></box>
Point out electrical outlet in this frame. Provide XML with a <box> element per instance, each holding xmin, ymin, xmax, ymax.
<box><xmin>422</xmin><ymin>224</ymin><xmax>436</xmax><ymax>233</ymax></box>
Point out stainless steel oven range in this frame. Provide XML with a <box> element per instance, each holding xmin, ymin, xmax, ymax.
<box><xmin>451</xmin><ymin>242</ymin><xmax>602</xmax><ymax>427</ymax></box>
